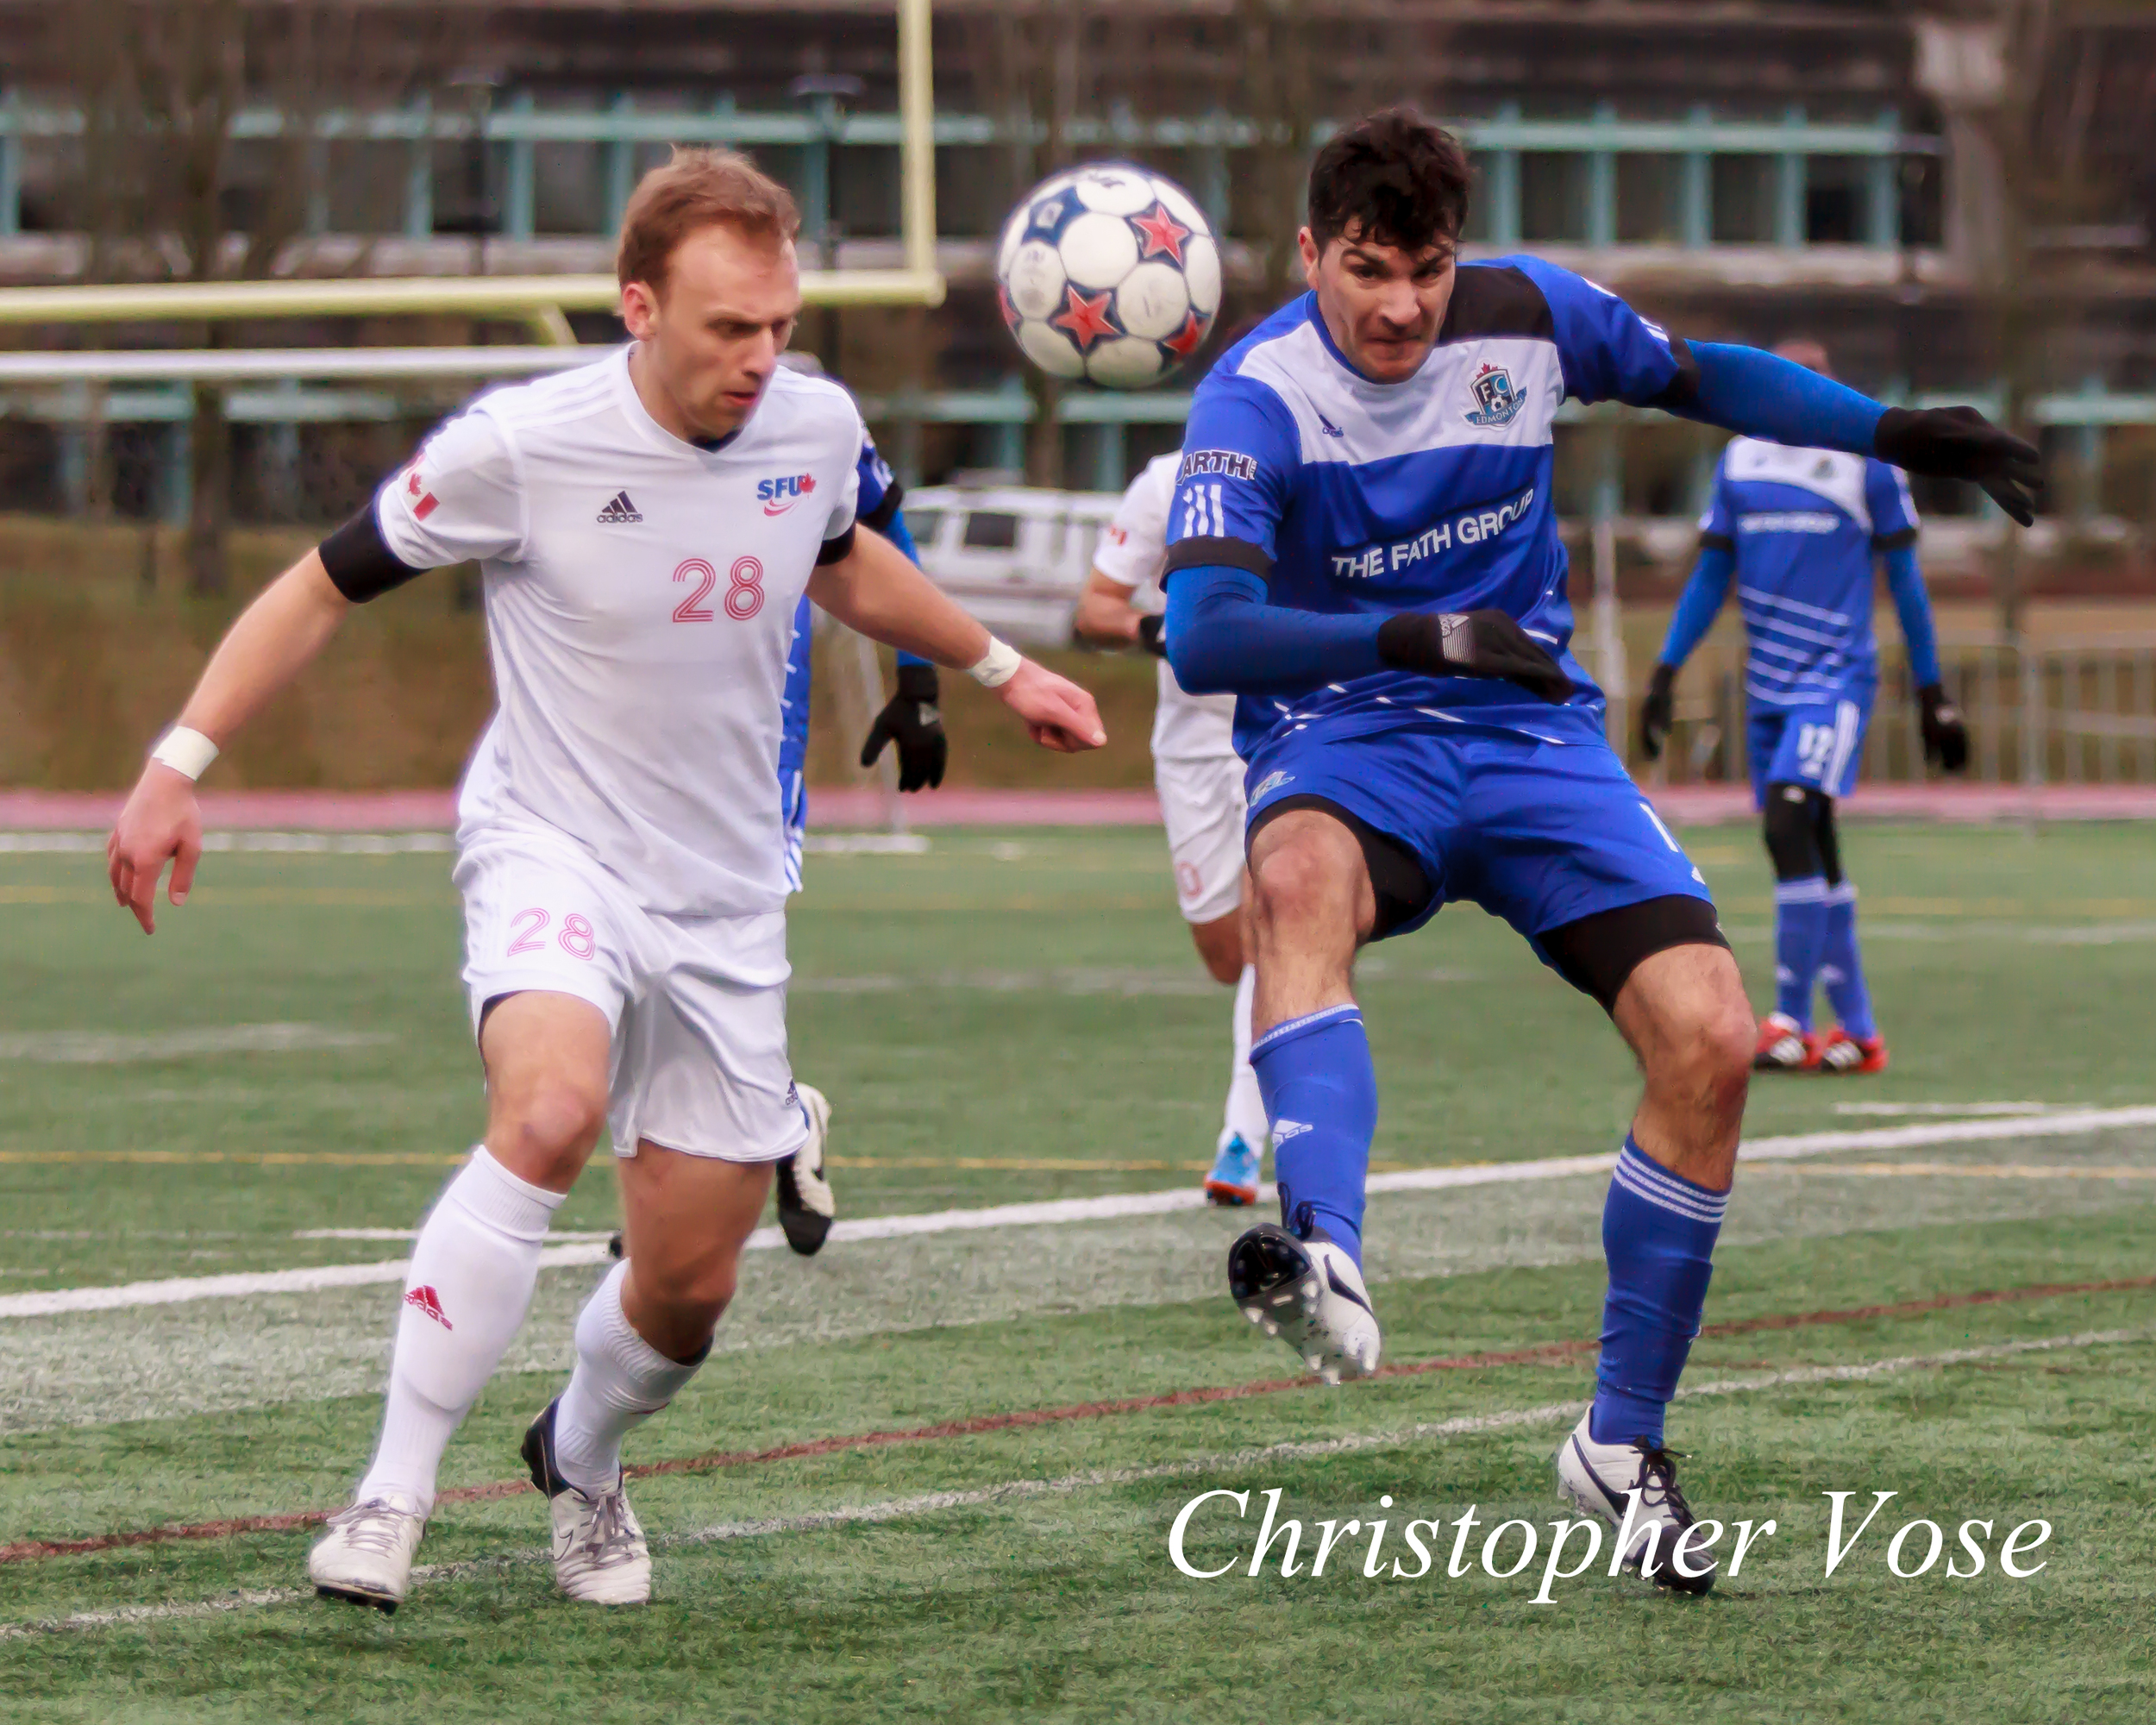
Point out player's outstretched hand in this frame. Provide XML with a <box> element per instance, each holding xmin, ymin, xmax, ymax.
<box><xmin>1874</xmin><ymin>406</ymin><xmax>2043</xmax><ymax>526</ymax></box>
<box><xmin>859</xmin><ymin>662</ymin><xmax>949</xmax><ymax>791</ymax></box>
<box><xmin>1639</xmin><ymin>662</ymin><xmax>1677</xmax><ymax>761</ymax></box>
<box><xmin>997</xmin><ymin>657</ymin><xmax>1107</xmax><ymax>754</ymax></box>
<box><xmin>1918</xmin><ymin>683</ymin><xmax>1969</xmax><ymax>774</ymax></box>
<box><xmin>1376</xmin><ymin>609</ymin><xmax>1572</xmax><ymax>704</ymax></box>
<box><xmin>106</xmin><ymin>763</ymin><xmax>204</xmax><ymax>935</ymax></box>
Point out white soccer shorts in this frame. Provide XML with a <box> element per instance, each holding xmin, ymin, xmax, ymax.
<box><xmin>455</xmin><ymin>829</ymin><xmax>809</xmax><ymax>1165</ymax></box>
<box><xmin>1156</xmin><ymin>753</ymin><xmax>1248</xmax><ymax>925</ymax></box>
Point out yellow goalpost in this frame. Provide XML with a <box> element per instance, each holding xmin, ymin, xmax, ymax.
<box><xmin>0</xmin><ymin>0</ymin><xmax>943</xmax><ymax>342</ymax></box>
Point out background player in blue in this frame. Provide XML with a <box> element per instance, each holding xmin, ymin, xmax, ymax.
<box><xmin>1640</xmin><ymin>339</ymin><xmax>1970</xmax><ymax>1079</ymax></box>
<box><xmin>768</xmin><ymin>431</ymin><xmax>944</xmax><ymax>1254</ymax></box>
<box><xmin>1159</xmin><ymin>109</ymin><xmax>2039</xmax><ymax>1593</ymax></box>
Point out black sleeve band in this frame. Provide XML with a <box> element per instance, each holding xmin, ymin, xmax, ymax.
<box><xmin>1160</xmin><ymin>535</ymin><xmax>1272</xmax><ymax>581</ymax></box>
<box><xmin>817</xmin><ymin>524</ymin><xmax>857</xmax><ymax>566</ymax></box>
<box><xmin>1872</xmin><ymin>527</ymin><xmax>1918</xmax><ymax>550</ymax></box>
<box><xmin>1647</xmin><ymin>333</ymin><xmax>1702</xmax><ymax>413</ymax></box>
<box><xmin>1698</xmin><ymin>531</ymin><xmax>1734</xmax><ymax>554</ymax></box>
<box><xmin>861</xmin><ymin>479</ymin><xmax>905</xmax><ymax>536</ymax></box>
<box><xmin>319</xmin><ymin>505</ymin><xmax>428</xmax><ymax>603</ymax></box>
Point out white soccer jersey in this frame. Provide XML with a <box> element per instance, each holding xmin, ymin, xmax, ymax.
<box><xmin>1093</xmin><ymin>452</ymin><xmax>1238</xmax><ymax>763</ymax></box>
<box><xmin>374</xmin><ymin>348</ymin><xmax>863</xmax><ymax>916</ymax></box>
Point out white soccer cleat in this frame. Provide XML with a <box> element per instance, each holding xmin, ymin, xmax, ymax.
<box><xmin>775</xmin><ymin>1082</ymin><xmax>837</xmax><ymax>1257</ymax></box>
<box><xmin>1554</xmin><ymin>1410</ymin><xmax>1716</xmax><ymax>1595</ymax></box>
<box><xmin>1226</xmin><ymin>1222</ymin><xmax>1381</xmax><ymax>1384</ymax></box>
<box><xmin>523</xmin><ymin>1398</ymin><xmax>651</xmax><ymax>1605</ymax></box>
<box><xmin>309</xmin><ymin>1494</ymin><xmax>427</xmax><ymax>1613</ymax></box>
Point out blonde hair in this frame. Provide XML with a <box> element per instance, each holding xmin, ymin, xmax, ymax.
<box><xmin>616</xmin><ymin>147</ymin><xmax>799</xmax><ymax>292</ymax></box>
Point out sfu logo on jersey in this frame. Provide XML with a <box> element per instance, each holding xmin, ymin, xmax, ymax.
<box><xmin>757</xmin><ymin>473</ymin><xmax>818</xmax><ymax>516</ymax></box>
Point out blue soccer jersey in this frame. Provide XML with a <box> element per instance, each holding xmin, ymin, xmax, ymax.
<box><xmin>779</xmin><ymin>433</ymin><xmax>917</xmax><ymax>888</ymax></box>
<box><xmin>1162</xmin><ymin>258</ymin><xmax>1693</xmax><ymax>760</ymax></box>
<box><xmin>1698</xmin><ymin>438</ymin><xmax>1920</xmax><ymax>710</ymax></box>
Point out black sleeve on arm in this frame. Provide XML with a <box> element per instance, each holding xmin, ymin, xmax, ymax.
<box><xmin>1646</xmin><ymin>333</ymin><xmax>1702</xmax><ymax>413</ymax></box>
<box><xmin>817</xmin><ymin>524</ymin><xmax>858</xmax><ymax>566</ymax></box>
<box><xmin>1698</xmin><ymin>530</ymin><xmax>1734</xmax><ymax>554</ymax></box>
<box><xmin>318</xmin><ymin>505</ymin><xmax>428</xmax><ymax>603</ymax></box>
<box><xmin>860</xmin><ymin>480</ymin><xmax>905</xmax><ymax>536</ymax></box>
<box><xmin>1161</xmin><ymin>536</ymin><xmax>1273</xmax><ymax>580</ymax></box>
<box><xmin>1872</xmin><ymin>527</ymin><xmax>1918</xmax><ymax>550</ymax></box>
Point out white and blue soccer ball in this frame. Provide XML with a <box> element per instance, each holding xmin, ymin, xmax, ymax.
<box><xmin>995</xmin><ymin>163</ymin><xmax>1223</xmax><ymax>390</ymax></box>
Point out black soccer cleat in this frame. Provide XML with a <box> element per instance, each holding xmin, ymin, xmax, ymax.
<box><xmin>1227</xmin><ymin>1222</ymin><xmax>1382</xmax><ymax>1383</ymax></box>
<box><xmin>774</xmin><ymin>1083</ymin><xmax>836</xmax><ymax>1256</ymax></box>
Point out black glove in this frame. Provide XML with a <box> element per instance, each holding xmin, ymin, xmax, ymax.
<box><xmin>859</xmin><ymin>662</ymin><xmax>947</xmax><ymax>791</ymax></box>
<box><xmin>1376</xmin><ymin>609</ymin><xmax>1570</xmax><ymax>704</ymax></box>
<box><xmin>1639</xmin><ymin>662</ymin><xmax>1677</xmax><ymax>762</ymax></box>
<box><xmin>1874</xmin><ymin>406</ymin><xmax>2044</xmax><ymax>527</ymax></box>
<box><xmin>1135</xmin><ymin>614</ymin><xmax>1168</xmax><ymax>658</ymax></box>
<box><xmin>1918</xmin><ymin>682</ymin><xmax>1968</xmax><ymax>774</ymax></box>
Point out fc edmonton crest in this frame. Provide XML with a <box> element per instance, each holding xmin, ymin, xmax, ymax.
<box><xmin>1463</xmin><ymin>361</ymin><xmax>1524</xmax><ymax>428</ymax></box>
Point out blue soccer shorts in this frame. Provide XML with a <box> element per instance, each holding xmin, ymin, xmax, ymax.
<box><xmin>1747</xmin><ymin>694</ymin><xmax>1872</xmax><ymax>806</ymax></box>
<box><xmin>1241</xmin><ymin>712</ymin><xmax>1714</xmax><ymax>959</ymax></box>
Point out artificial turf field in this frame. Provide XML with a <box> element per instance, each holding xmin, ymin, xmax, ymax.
<box><xmin>2</xmin><ymin>819</ymin><xmax>2153</xmax><ymax>1722</ymax></box>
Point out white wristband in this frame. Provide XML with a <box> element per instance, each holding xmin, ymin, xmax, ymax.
<box><xmin>150</xmin><ymin>725</ymin><xmax>219</xmax><ymax>781</ymax></box>
<box><xmin>967</xmin><ymin>637</ymin><xmax>1024</xmax><ymax>689</ymax></box>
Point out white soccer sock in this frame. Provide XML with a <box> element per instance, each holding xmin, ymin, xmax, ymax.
<box><xmin>355</xmin><ymin>1148</ymin><xmax>563</xmax><ymax>1515</ymax></box>
<box><xmin>1221</xmin><ymin>963</ymin><xmax>1269</xmax><ymax>1154</ymax></box>
<box><xmin>551</xmin><ymin>1259</ymin><xmax>705</xmax><ymax>1496</ymax></box>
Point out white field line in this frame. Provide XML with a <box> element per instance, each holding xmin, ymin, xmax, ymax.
<box><xmin>1832</xmin><ymin>1101</ymin><xmax>2059</xmax><ymax>1117</ymax></box>
<box><xmin>9</xmin><ymin>1106</ymin><xmax>2156</xmax><ymax>1323</ymax></box>
<box><xmin>0</xmin><ymin>831</ymin><xmax>453</xmax><ymax>855</ymax></box>
<box><xmin>0</xmin><ymin>1025</ymin><xmax>392</xmax><ymax>1064</ymax></box>
<box><xmin>2</xmin><ymin>1325</ymin><xmax>2141</xmax><ymax>1643</ymax></box>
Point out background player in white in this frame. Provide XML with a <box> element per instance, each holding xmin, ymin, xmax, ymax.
<box><xmin>1074</xmin><ymin>452</ymin><xmax>1269</xmax><ymax>1204</ymax></box>
<box><xmin>103</xmin><ymin>149</ymin><xmax>1104</xmax><ymax>1613</ymax></box>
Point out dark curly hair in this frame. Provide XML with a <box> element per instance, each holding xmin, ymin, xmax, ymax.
<box><xmin>1307</xmin><ymin>108</ymin><xmax>1473</xmax><ymax>257</ymax></box>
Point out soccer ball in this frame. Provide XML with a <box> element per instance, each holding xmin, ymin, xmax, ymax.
<box><xmin>994</xmin><ymin>163</ymin><xmax>1223</xmax><ymax>390</ymax></box>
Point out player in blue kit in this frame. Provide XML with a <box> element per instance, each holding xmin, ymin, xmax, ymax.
<box><xmin>1159</xmin><ymin>110</ymin><xmax>2039</xmax><ymax>1591</ymax></box>
<box><xmin>769</xmin><ymin>430</ymin><xmax>946</xmax><ymax>1252</ymax></box>
<box><xmin>1640</xmin><ymin>339</ymin><xmax>1969</xmax><ymax>1077</ymax></box>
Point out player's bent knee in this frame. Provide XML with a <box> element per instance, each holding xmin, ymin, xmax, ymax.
<box><xmin>1250</xmin><ymin>841</ymin><xmax>1349</xmax><ymax>936</ymax></box>
<box><xmin>492</xmin><ymin>1079</ymin><xmax>608</xmax><ymax>1183</ymax></box>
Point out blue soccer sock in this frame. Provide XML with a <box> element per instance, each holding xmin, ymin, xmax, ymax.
<box><xmin>1820</xmin><ymin>882</ymin><xmax>1876</xmax><ymax>1040</ymax></box>
<box><xmin>1590</xmin><ymin>1139</ymin><xmax>1728</xmax><ymax>1448</ymax></box>
<box><xmin>1772</xmin><ymin>876</ymin><xmax>1830</xmax><ymax>1028</ymax></box>
<box><xmin>1249</xmin><ymin>1004</ymin><xmax>1377</xmax><ymax>1270</ymax></box>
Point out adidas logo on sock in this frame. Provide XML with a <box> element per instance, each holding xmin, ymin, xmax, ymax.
<box><xmin>404</xmin><ymin>1285</ymin><xmax>454</xmax><ymax>1330</ymax></box>
<box><xmin>596</xmin><ymin>490</ymin><xmax>643</xmax><ymax>524</ymax></box>
<box><xmin>1273</xmin><ymin>1120</ymin><xmax>1313</xmax><ymax>1142</ymax></box>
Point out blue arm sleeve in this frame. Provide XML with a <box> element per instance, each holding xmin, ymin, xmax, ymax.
<box><xmin>1163</xmin><ymin>566</ymin><xmax>1386</xmax><ymax>696</ymax></box>
<box><xmin>1881</xmin><ymin>541</ymin><xmax>1942</xmax><ymax>688</ymax></box>
<box><xmin>1658</xmin><ymin>544</ymin><xmax>1734</xmax><ymax>670</ymax></box>
<box><xmin>1676</xmin><ymin>343</ymin><xmax>1886</xmax><ymax>456</ymax></box>
<box><xmin>882</xmin><ymin>505</ymin><xmax>931</xmax><ymax>669</ymax></box>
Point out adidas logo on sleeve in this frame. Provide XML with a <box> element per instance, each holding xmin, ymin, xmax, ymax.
<box><xmin>596</xmin><ymin>491</ymin><xmax>643</xmax><ymax>524</ymax></box>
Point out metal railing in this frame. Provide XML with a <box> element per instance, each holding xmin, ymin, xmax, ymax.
<box><xmin>1653</xmin><ymin>633</ymin><xmax>2156</xmax><ymax>787</ymax></box>
<box><xmin>0</xmin><ymin>93</ymin><xmax>1921</xmax><ymax>250</ymax></box>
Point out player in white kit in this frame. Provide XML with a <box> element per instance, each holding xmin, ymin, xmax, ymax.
<box><xmin>1075</xmin><ymin>453</ymin><xmax>1269</xmax><ymax>1204</ymax></box>
<box><xmin>103</xmin><ymin>150</ymin><xmax>1104</xmax><ymax>1612</ymax></box>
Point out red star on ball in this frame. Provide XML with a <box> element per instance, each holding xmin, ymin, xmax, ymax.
<box><xmin>1161</xmin><ymin>309</ymin><xmax>1210</xmax><ymax>359</ymax></box>
<box><xmin>997</xmin><ymin>281</ymin><xmax>1019</xmax><ymax>329</ymax></box>
<box><xmin>1129</xmin><ymin>202</ymin><xmax>1193</xmax><ymax>264</ymax></box>
<box><xmin>1050</xmin><ymin>284</ymin><xmax>1119</xmax><ymax>351</ymax></box>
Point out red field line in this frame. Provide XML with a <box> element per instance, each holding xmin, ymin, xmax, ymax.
<box><xmin>6</xmin><ymin>1271</ymin><xmax>2151</xmax><ymax>1566</ymax></box>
